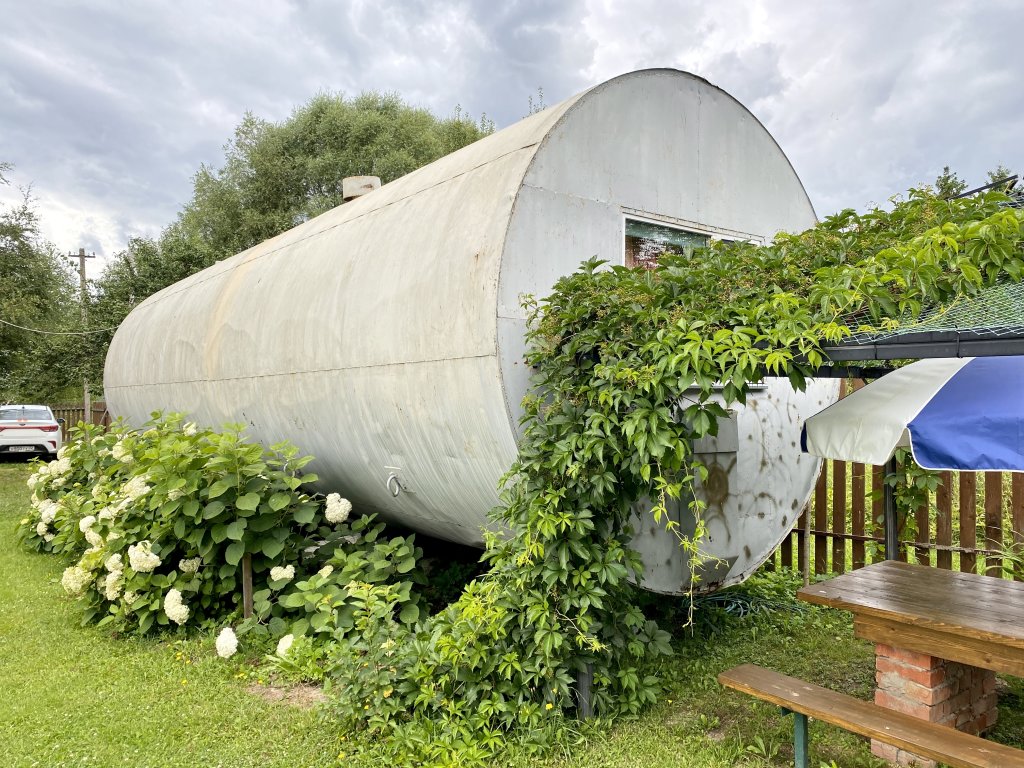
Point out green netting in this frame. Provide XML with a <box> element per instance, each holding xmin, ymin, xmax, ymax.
<box><xmin>841</xmin><ymin>280</ymin><xmax>1024</xmax><ymax>344</ymax></box>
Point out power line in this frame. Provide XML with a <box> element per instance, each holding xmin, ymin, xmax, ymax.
<box><xmin>0</xmin><ymin>317</ymin><xmax>119</xmax><ymax>335</ymax></box>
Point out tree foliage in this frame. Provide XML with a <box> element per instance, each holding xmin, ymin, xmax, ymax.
<box><xmin>0</xmin><ymin>170</ymin><xmax>79</xmax><ymax>401</ymax></box>
<box><xmin>934</xmin><ymin>164</ymin><xmax>968</xmax><ymax>198</ymax></box>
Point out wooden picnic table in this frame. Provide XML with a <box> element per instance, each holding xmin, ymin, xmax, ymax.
<box><xmin>796</xmin><ymin>560</ymin><xmax>1024</xmax><ymax>677</ymax></box>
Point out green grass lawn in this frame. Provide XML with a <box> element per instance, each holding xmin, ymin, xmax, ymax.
<box><xmin>0</xmin><ymin>460</ymin><xmax>342</xmax><ymax>768</ymax></box>
<box><xmin>3</xmin><ymin>458</ymin><xmax>1023</xmax><ymax>768</ymax></box>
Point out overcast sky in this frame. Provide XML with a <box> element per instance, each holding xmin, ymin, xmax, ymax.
<box><xmin>2</xmin><ymin>0</ymin><xmax>1022</xmax><ymax>277</ymax></box>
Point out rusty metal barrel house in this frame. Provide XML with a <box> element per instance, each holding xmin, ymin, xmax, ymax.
<box><xmin>104</xmin><ymin>69</ymin><xmax>839</xmax><ymax>595</ymax></box>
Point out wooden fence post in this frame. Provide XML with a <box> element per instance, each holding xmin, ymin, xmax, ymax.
<box><xmin>985</xmin><ymin>472</ymin><xmax>1003</xmax><ymax>578</ymax></box>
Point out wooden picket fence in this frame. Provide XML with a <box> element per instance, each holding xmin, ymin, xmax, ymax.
<box><xmin>769</xmin><ymin>461</ymin><xmax>1024</xmax><ymax>580</ymax></box>
<box><xmin>48</xmin><ymin>401</ymin><xmax>111</xmax><ymax>441</ymax></box>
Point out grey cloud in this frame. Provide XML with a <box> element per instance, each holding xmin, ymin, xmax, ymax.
<box><xmin>2</xmin><ymin>0</ymin><xmax>1022</xmax><ymax>262</ymax></box>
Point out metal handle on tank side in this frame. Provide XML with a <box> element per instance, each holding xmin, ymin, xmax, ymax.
<box><xmin>386</xmin><ymin>473</ymin><xmax>403</xmax><ymax>497</ymax></box>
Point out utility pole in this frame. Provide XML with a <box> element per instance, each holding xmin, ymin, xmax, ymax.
<box><xmin>69</xmin><ymin>248</ymin><xmax>96</xmax><ymax>425</ymax></box>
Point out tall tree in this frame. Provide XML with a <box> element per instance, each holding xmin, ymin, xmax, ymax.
<box><xmin>934</xmin><ymin>165</ymin><xmax>968</xmax><ymax>198</ymax></box>
<box><xmin>0</xmin><ymin>167</ymin><xmax>80</xmax><ymax>401</ymax></box>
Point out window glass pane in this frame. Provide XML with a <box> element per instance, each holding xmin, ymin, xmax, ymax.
<box><xmin>0</xmin><ymin>407</ymin><xmax>51</xmax><ymax>421</ymax></box>
<box><xmin>625</xmin><ymin>218</ymin><xmax>708</xmax><ymax>269</ymax></box>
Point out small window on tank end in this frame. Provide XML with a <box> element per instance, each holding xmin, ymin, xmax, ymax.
<box><xmin>624</xmin><ymin>217</ymin><xmax>709</xmax><ymax>269</ymax></box>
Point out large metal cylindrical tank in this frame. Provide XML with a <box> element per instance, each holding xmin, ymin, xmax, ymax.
<box><xmin>105</xmin><ymin>69</ymin><xmax>838</xmax><ymax>594</ymax></box>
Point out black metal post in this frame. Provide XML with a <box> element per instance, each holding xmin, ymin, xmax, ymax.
<box><xmin>884</xmin><ymin>456</ymin><xmax>899</xmax><ymax>561</ymax></box>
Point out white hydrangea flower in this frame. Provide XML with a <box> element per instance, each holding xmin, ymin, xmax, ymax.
<box><xmin>85</xmin><ymin>529</ymin><xmax>104</xmax><ymax>548</ymax></box>
<box><xmin>97</xmin><ymin>506</ymin><xmax>116</xmax><ymax>522</ymax></box>
<box><xmin>179</xmin><ymin>557</ymin><xmax>201</xmax><ymax>574</ymax></box>
<box><xmin>105</xmin><ymin>553</ymin><xmax>123</xmax><ymax>572</ymax></box>
<box><xmin>35</xmin><ymin>521</ymin><xmax>48</xmax><ymax>537</ymax></box>
<box><xmin>324</xmin><ymin>493</ymin><xmax>352</xmax><ymax>524</ymax></box>
<box><xmin>122</xmin><ymin>590</ymin><xmax>138</xmax><ymax>606</ymax></box>
<box><xmin>164</xmin><ymin>588</ymin><xmax>189</xmax><ymax>625</ymax></box>
<box><xmin>61</xmin><ymin>565</ymin><xmax>91</xmax><ymax>596</ymax></box>
<box><xmin>79</xmin><ymin>515</ymin><xmax>97</xmax><ymax>533</ymax></box>
<box><xmin>57</xmin><ymin>445</ymin><xmax>69</xmax><ymax>460</ymax></box>
<box><xmin>167</xmin><ymin>487</ymin><xmax>184</xmax><ymax>501</ymax></box>
<box><xmin>183</xmin><ymin>422</ymin><xmax>197</xmax><ymax>437</ymax></box>
<box><xmin>276</xmin><ymin>634</ymin><xmax>294</xmax><ymax>657</ymax></box>
<box><xmin>26</xmin><ymin>472</ymin><xmax>40</xmax><ymax>490</ymax></box>
<box><xmin>122</xmin><ymin>475</ymin><xmax>151</xmax><ymax>501</ymax></box>
<box><xmin>43</xmin><ymin>533</ymin><xmax>54</xmax><ymax>543</ymax></box>
<box><xmin>103</xmin><ymin>571</ymin><xmax>123</xmax><ymax>601</ymax></box>
<box><xmin>127</xmin><ymin>541</ymin><xmax>161</xmax><ymax>573</ymax></box>
<box><xmin>49</xmin><ymin>457</ymin><xmax>72</xmax><ymax>477</ymax></box>
<box><xmin>91</xmin><ymin>484</ymin><xmax>104</xmax><ymax>500</ymax></box>
<box><xmin>107</xmin><ymin>531</ymin><xmax>123</xmax><ymax>542</ymax></box>
<box><xmin>111</xmin><ymin>442</ymin><xmax>131</xmax><ymax>462</ymax></box>
<box><xmin>39</xmin><ymin>500</ymin><xmax>58</xmax><ymax>524</ymax></box>
<box><xmin>216</xmin><ymin>627</ymin><xmax>238</xmax><ymax>659</ymax></box>
<box><xmin>318</xmin><ymin>564</ymin><xmax>334</xmax><ymax>579</ymax></box>
<box><xmin>270</xmin><ymin>564</ymin><xmax>295</xmax><ymax>583</ymax></box>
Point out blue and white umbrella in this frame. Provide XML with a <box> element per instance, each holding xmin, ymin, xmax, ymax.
<box><xmin>801</xmin><ymin>356</ymin><xmax>1024</xmax><ymax>472</ymax></box>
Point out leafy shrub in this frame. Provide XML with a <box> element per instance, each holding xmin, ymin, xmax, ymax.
<box><xmin>18</xmin><ymin>414</ymin><xmax>421</xmax><ymax>641</ymax></box>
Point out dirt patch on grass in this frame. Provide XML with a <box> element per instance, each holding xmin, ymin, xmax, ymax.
<box><xmin>246</xmin><ymin>682</ymin><xmax>328</xmax><ymax>708</ymax></box>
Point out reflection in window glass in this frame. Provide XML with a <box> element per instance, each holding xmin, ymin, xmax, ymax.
<box><xmin>625</xmin><ymin>218</ymin><xmax>708</xmax><ymax>269</ymax></box>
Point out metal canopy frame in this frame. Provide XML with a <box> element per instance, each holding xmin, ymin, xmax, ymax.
<box><xmin>820</xmin><ymin>329</ymin><xmax>1024</xmax><ymax>362</ymax></box>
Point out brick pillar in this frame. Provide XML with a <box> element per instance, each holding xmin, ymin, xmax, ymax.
<box><xmin>871</xmin><ymin>644</ymin><xmax>998</xmax><ymax>767</ymax></box>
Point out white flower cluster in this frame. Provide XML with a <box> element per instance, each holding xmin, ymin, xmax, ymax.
<box><xmin>318</xmin><ymin>564</ymin><xmax>334</xmax><ymax>579</ymax></box>
<box><xmin>179</xmin><ymin>557</ymin><xmax>201</xmax><ymax>574</ymax></box>
<box><xmin>103</xmin><ymin>571</ymin><xmax>123</xmax><ymax>601</ymax></box>
<box><xmin>26</xmin><ymin>467</ymin><xmax>45</xmax><ymax>491</ymax></box>
<box><xmin>79</xmin><ymin>515</ymin><xmax>96</xmax><ymax>533</ymax></box>
<box><xmin>270</xmin><ymin>564</ymin><xmax>295</xmax><ymax>583</ymax></box>
<box><xmin>216</xmin><ymin>627</ymin><xmax>238</xmax><ymax>658</ymax></box>
<box><xmin>41</xmin><ymin>502</ymin><xmax>58</xmax><ymax>524</ymax></box>
<box><xmin>127</xmin><ymin>541</ymin><xmax>161</xmax><ymax>573</ymax></box>
<box><xmin>84</xmin><ymin>528</ymin><xmax>104</xmax><ymax>550</ymax></box>
<box><xmin>276</xmin><ymin>633</ymin><xmax>294</xmax><ymax>657</ymax></box>
<box><xmin>123</xmin><ymin>590</ymin><xmax>138</xmax><ymax>606</ymax></box>
<box><xmin>35</xmin><ymin>520</ymin><xmax>49</xmax><ymax>537</ymax></box>
<box><xmin>164</xmin><ymin>588</ymin><xmax>189</xmax><ymax>625</ymax></box>
<box><xmin>49</xmin><ymin>457</ymin><xmax>72</xmax><ymax>479</ymax></box>
<box><xmin>167</xmin><ymin>487</ymin><xmax>185</xmax><ymax>501</ymax></box>
<box><xmin>111</xmin><ymin>441</ymin><xmax>132</xmax><ymax>463</ymax></box>
<box><xmin>105</xmin><ymin>553</ymin><xmax>123</xmax><ymax>572</ymax></box>
<box><xmin>325</xmin><ymin>493</ymin><xmax>352</xmax><ymax>524</ymax></box>
<box><xmin>97</xmin><ymin>506</ymin><xmax>116</xmax><ymax>522</ymax></box>
<box><xmin>61</xmin><ymin>565</ymin><xmax>91</xmax><ymax>596</ymax></box>
<box><xmin>183</xmin><ymin>422</ymin><xmax>197</xmax><ymax>437</ymax></box>
<box><xmin>122</xmin><ymin>474</ymin><xmax>151</xmax><ymax>502</ymax></box>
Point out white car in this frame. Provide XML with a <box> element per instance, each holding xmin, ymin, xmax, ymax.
<box><xmin>0</xmin><ymin>404</ymin><xmax>63</xmax><ymax>458</ymax></box>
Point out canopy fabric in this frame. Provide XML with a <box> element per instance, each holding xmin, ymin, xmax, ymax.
<box><xmin>801</xmin><ymin>356</ymin><xmax>1024</xmax><ymax>471</ymax></box>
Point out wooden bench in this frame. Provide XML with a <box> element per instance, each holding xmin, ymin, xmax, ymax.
<box><xmin>718</xmin><ymin>664</ymin><xmax>1024</xmax><ymax>768</ymax></box>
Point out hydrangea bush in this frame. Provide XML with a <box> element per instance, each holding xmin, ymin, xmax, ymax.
<box><xmin>18</xmin><ymin>415</ymin><xmax>421</xmax><ymax>641</ymax></box>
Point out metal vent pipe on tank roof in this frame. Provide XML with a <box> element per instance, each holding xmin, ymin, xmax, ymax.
<box><xmin>342</xmin><ymin>176</ymin><xmax>381</xmax><ymax>201</ymax></box>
